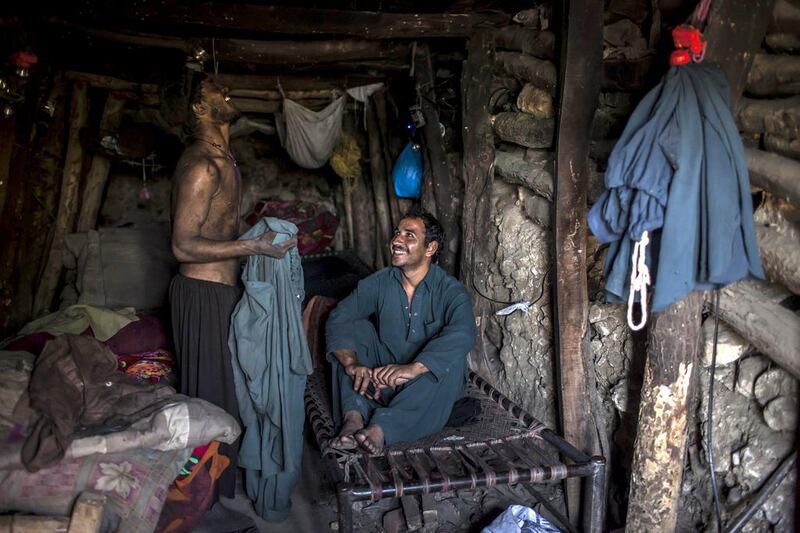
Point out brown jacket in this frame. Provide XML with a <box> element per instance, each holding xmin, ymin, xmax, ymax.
<box><xmin>22</xmin><ymin>335</ymin><xmax>173</xmax><ymax>471</ymax></box>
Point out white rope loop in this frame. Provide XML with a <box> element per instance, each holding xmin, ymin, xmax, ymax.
<box><xmin>627</xmin><ymin>230</ymin><xmax>651</xmax><ymax>331</ymax></box>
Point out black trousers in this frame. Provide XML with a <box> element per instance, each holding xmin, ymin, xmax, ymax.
<box><xmin>170</xmin><ymin>274</ymin><xmax>242</xmax><ymax>499</ymax></box>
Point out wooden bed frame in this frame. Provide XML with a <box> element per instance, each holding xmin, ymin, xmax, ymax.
<box><xmin>305</xmin><ymin>368</ymin><xmax>606</xmax><ymax>532</ymax></box>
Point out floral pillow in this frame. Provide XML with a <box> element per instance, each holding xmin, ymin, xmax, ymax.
<box><xmin>0</xmin><ymin>446</ymin><xmax>190</xmax><ymax>533</ymax></box>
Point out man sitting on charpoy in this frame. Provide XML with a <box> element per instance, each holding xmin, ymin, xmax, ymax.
<box><xmin>326</xmin><ymin>207</ymin><xmax>476</xmax><ymax>454</ymax></box>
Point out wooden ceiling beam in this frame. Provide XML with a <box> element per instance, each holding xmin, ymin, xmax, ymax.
<box><xmin>51</xmin><ymin>19</ymin><xmax>410</xmax><ymax>67</ymax></box>
<box><xmin>126</xmin><ymin>3</ymin><xmax>510</xmax><ymax>39</ymax></box>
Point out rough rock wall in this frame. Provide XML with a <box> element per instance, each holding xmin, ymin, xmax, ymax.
<box><xmin>99</xmin><ymin>134</ymin><xmax>339</xmax><ymax>231</ymax></box>
<box><xmin>481</xmin><ymin>180</ymin><xmax>556</xmax><ymax>427</ymax></box>
<box><xmin>678</xmin><ymin>319</ymin><xmax>798</xmax><ymax>533</ymax></box>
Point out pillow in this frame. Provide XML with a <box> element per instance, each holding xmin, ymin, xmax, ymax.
<box><xmin>65</xmin><ymin>225</ymin><xmax>177</xmax><ymax>311</ymax></box>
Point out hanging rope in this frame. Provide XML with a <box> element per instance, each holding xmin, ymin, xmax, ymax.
<box><xmin>627</xmin><ymin>230</ymin><xmax>651</xmax><ymax>330</ymax></box>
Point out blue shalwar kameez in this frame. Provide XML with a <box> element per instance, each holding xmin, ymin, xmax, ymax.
<box><xmin>228</xmin><ymin>218</ymin><xmax>313</xmax><ymax>522</ymax></box>
<box><xmin>325</xmin><ymin>264</ymin><xmax>476</xmax><ymax>445</ymax></box>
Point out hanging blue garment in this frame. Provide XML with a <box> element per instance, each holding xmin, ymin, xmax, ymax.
<box><xmin>228</xmin><ymin>218</ymin><xmax>313</xmax><ymax>522</ymax></box>
<box><xmin>588</xmin><ymin>63</ymin><xmax>765</xmax><ymax>312</ymax></box>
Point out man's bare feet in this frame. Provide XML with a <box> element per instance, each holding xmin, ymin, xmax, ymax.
<box><xmin>330</xmin><ymin>411</ymin><xmax>364</xmax><ymax>450</ymax></box>
<box><xmin>354</xmin><ymin>424</ymin><xmax>385</xmax><ymax>455</ymax></box>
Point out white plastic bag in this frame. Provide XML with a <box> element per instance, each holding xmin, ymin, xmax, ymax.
<box><xmin>482</xmin><ymin>504</ymin><xmax>560</xmax><ymax>533</ymax></box>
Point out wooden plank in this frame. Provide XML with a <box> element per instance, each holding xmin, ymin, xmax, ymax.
<box><xmin>76</xmin><ymin>94</ymin><xmax>126</xmax><ymax>232</ymax></box>
<box><xmin>746</xmin><ymin>147</ymin><xmax>800</xmax><ymax>207</ymax></box>
<box><xmin>67</xmin><ymin>493</ymin><xmax>106</xmax><ymax>533</ymax></box>
<box><xmin>495</xmin><ymin>52</ymin><xmax>557</xmax><ymax>95</ymax></box>
<box><xmin>214</xmin><ymin>73</ymin><xmax>383</xmax><ymax>92</ymax></box>
<box><xmin>494</xmin><ymin>28</ymin><xmax>555</xmax><ymax>59</ymax></box>
<box><xmin>126</xmin><ymin>3</ymin><xmax>511</xmax><ymax>39</ymax></box>
<box><xmin>493</xmin><ymin>150</ymin><xmax>553</xmax><ymax>200</ymax></box>
<box><xmin>367</xmin><ymin>98</ymin><xmax>392</xmax><ymax>269</ymax></box>
<box><xmin>492</xmin><ymin>112</ymin><xmax>554</xmax><ymax>148</ymax></box>
<box><xmin>737</xmin><ymin>96</ymin><xmax>800</xmax><ymax>138</ymax></box>
<box><xmin>0</xmin><ymin>515</ymin><xmax>70</xmax><ymax>532</ymax></box>
<box><xmin>52</xmin><ymin>19</ymin><xmax>409</xmax><ymax>67</ymax></box>
<box><xmin>745</xmin><ymin>54</ymin><xmax>800</xmax><ymax>96</ymax></box>
<box><xmin>0</xmin><ymin>116</ymin><xmax>17</xmax><ymax>217</ymax></box>
<box><xmin>703</xmin><ymin>0</ymin><xmax>777</xmax><ymax>105</ymax></box>
<box><xmin>373</xmin><ymin>91</ymin><xmax>403</xmax><ymax>228</ymax></box>
<box><xmin>552</xmin><ymin>0</ymin><xmax>604</xmax><ymax>526</ymax></box>
<box><xmin>33</xmin><ymin>82</ymin><xmax>89</xmax><ymax>316</ymax></box>
<box><xmin>65</xmin><ymin>71</ymin><xmax>158</xmax><ymax>93</ymax></box>
<box><xmin>709</xmin><ymin>280</ymin><xmax>800</xmax><ymax>380</ymax></box>
<box><xmin>7</xmin><ymin>81</ymin><xmax>67</xmax><ymax>331</ymax></box>
<box><xmin>460</xmin><ymin>30</ymin><xmax>495</xmax><ymax>374</ymax></box>
<box><xmin>756</xmin><ymin>223</ymin><xmax>800</xmax><ymax>295</ymax></box>
<box><xmin>415</xmin><ymin>42</ymin><xmax>459</xmax><ymax>274</ymax></box>
<box><xmin>625</xmin><ymin>292</ymin><xmax>703</xmax><ymax>533</ymax></box>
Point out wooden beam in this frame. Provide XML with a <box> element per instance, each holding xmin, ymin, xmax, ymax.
<box><xmin>768</xmin><ymin>0</ymin><xmax>800</xmax><ymax>33</ymax></box>
<box><xmin>492</xmin><ymin>112</ymin><xmax>554</xmax><ymax>148</ymax></box>
<box><xmin>745</xmin><ymin>54</ymin><xmax>800</xmax><ymax>96</ymax></box>
<box><xmin>495</xmin><ymin>52</ymin><xmax>557</xmax><ymax>95</ymax></box>
<box><xmin>66</xmin><ymin>70</ymin><xmax>158</xmax><ymax>93</ymax></box>
<box><xmin>764</xmin><ymin>133</ymin><xmax>800</xmax><ymax>160</ymax></box>
<box><xmin>76</xmin><ymin>94</ymin><xmax>126</xmax><ymax>232</ymax></box>
<box><xmin>52</xmin><ymin>19</ymin><xmax>410</xmax><ymax>67</ymax></box>
<box><xmin>125</xmin><ymin>3</ymin><xmax>511</xmax><ymax>39</ymax></box>
<box><xmin>374</xmin><ymin>91</ymin><xmax>403</xmax><ymax>228</ymax></box>
<box><xmin>704</xmin><ymin>0</ymin><xmax>777</xmax><ymax>106</ymax></box>
<box><xmin>552</xmin><ymin>0</ymin><xmax>604</xmax><ymax>526</ymax></box>
<box><xmin>214</xmin><ymin>73</ymin><xmax>384</xmax><ymax>92</ymax></box>
<box><xmin>625</xmin><ymin>292</ymin><xmax>703</xmax><ymax>533</ymax></box>
<box><xmin>756</xmin><ymin>223</ymin><xmax>800</xmax><ymax>295</ymax></box>
<box><xmin>0</xmin><ymin>116</ymin><xmax>16</xmax><ymax>219</ymax></box>
<box><xmin>746</xmin><ymin>147</ymin><xmax>800</xmax><ymax>207</ymax></box>
<box><xmin>367</xmin><ymin>98</ymin><xmax>392</xmax><ymax>269</ymax></box>
<box><xmin>415</xmin><ymin>42</ymin><xmax>459</xmax><ymax>274</ymax></box>
<box><xmin>493</xmin><ymin>150</ymin><xmax>553</xmax><ymax>200</ymax></box>
<box><xmin>709</xmin><ymin>280</ymin><xmax>800</xmax><ymax>380</ymax></box>
<box><xmin>494</xmin><ymin>28</ymin><xmax>555</xmax><ymax>59</ymax></box>
<box><xmin>7</xmin><ymin>81</ymin><xmax>66</xmax><ymax>334</ymax></box>
<box><xmin>33</xmin><ymin>82</ymin><xmax>89</xmax><ymax>316</ymax></box>
<box><xmin>460</xmin><ymin>30</ymin><xmax>495</xmax><ymax>374</ymax></box>
<box><xmin>737</xmin><ymin>96</ymin><xmax>800</xmax><ymax>138</ymax></box>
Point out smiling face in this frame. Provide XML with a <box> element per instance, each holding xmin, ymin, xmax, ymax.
<box><xmin>390</xmin><ymin>217</ymin><xmax>437</xmax><ymax>269</ymax></box>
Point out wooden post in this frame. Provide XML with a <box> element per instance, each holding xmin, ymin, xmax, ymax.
<box><xmin>76</xmin><ymin>93</ymin><xmax>126</xmax><ymax>232</ymax></box>
<box><xmin>0</xmin><ymin>116</ymin><xmax>17</xmax><ymax>217</ymax></box>
<box><xmin>415</xmin><ymin>42</ymin><xmax>460</xmax><ymax>274</ymax></box>
<box><xmin>33</xmin><ymin>82</ymin><xmax>89</xmax><ymax>316</ymax></box>
<box><xmin>373</xmin><ymin>91</ymin><xmax>403</xmax><ymax>227</ymax></box>
<box><xmin>625</xmin><ymin>292</ymin><xmax>704</xmax><ymax>533</ymax></box>
<box><xmin>625</xmin><ymin>0</ymin><xmax>777</xmax><ymax>528</ymax></box>
<box><xmin>704</xmin><ymin>0</ymin><xmax>778</xmax><ymax>106</ymax></box>
<box><xmin>6</xmin><ymin>81</ymin><xmax>67</xmax><ymax>332</ymax></box>
<box><xmin>366</xmin><ymin>97</ymin><xmax>392</xmax><ymax>268</ymax></box>
<box><xmin>460</xmin><ymin>30</ymin><xmax>495</xmax><ymax>373</ymax></box>
<box><xmin>552</xmin><ymin>0</ymin><xmax>604</xmax><ymax>525</ymax></box>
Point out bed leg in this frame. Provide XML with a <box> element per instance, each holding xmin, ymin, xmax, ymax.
<box><xmin>583</xmin><ymin>456</ymin><xmax>606</xmax><ymax>533</ymax></box>
<box><xmin>337</xmin><ymin>484</ymin><xmax>354</xmax><ymax>533</ymax></box>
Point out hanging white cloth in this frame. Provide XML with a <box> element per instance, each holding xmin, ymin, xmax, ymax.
<box><xmin>276</xmin><ymin>97</ymin><xmax>345</xmax><ymax>169</ymax></box>
<box><xmin>346</xmin><ymin>83</ymin><xmax>385</xmax><ymax>127</ymax></box>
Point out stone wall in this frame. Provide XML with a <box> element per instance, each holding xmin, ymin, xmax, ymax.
<box><xmin>99</xmin><ymin>133</ymin><xmax>340</xmax><ymax>234</ymax></box>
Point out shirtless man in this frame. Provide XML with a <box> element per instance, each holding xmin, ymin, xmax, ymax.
<box><xmin>169</xmin><ymin>74</ymin><xmax>296</xmax><ymax>499</ymax></box>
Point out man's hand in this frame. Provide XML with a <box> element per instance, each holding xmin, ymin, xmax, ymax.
<box><xmin>249</xmin><ymin>230</ymin><xmax>297</xmax><ymax>258</ymax></box>
<box><xmin>373</xmin><ymin>362</ymin><xmax>427</xmax><ymax>388</ymax></box>
<box><xmin>344</xmin><ymin>364</ymin><xmax>380</xmax><ymax>399</ymax></box>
